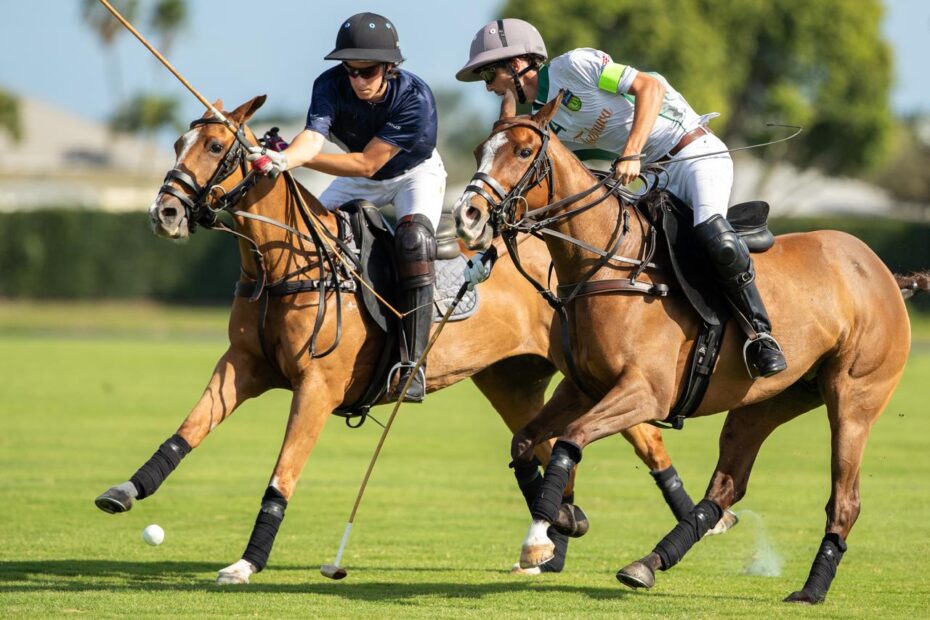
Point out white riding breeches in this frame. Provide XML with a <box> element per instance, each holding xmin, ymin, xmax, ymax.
<box><xmin>319</xmin><ymin>148</ymin><xmax>446</xmax><ymax>232</ymax></box>
<box><xmin>661</xmin><ymin>132</ymin><xmax>733</xmax><ymax>226</ymax></box>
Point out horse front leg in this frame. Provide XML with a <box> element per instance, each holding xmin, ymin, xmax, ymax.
<box><xmin>217</xmin><ymin>374</ymin><xmax>339</xmax><ymax>585</ymax></box>
<box><xmin>473</xmin><ymin>362</ymin><xmax>589</xmax><ymax>574</ymax></box>
<box><xmin>95</xmin><ymin>346</ymin><xmax>271</xmax><ymax>514</ymax></box>
<box><xmin>516</xmin><ymin>370</ymin><xmax>665</xmax><ymax>569</ymax></box>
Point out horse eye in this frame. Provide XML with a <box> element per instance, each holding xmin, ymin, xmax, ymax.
<box><xmin>519</xmin><ymin>148</ymin><xmax>533</xmax><ymax>158</ymax></box>
<box><xmin>209</xmin><ymin>142</ymin><xmax>224</xmax><ymax>154</ymax></box>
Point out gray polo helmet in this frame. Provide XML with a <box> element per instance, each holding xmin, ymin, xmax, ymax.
<box><xmin>455</xmin><ymin>18</ymin><xmax>547</xmax><ymax>82</ymax></box>
<box><xmin>324</xmin><ymin>13</ymin><xmax>404</xmax><ymax>64</ymax></box>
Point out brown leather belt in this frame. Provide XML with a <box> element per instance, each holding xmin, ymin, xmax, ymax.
<box><xmin>668</xmin><ymin>126</ymin><xmax>711</xmax><ymax>157</ymax></box>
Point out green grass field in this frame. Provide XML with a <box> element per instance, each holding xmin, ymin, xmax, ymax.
<box><xmin>1</xmin><ymin>303</ymin><xmax>929</xmax><ymax>618</ymax></box>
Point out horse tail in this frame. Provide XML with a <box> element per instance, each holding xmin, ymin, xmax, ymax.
<box><xmin>895</xmin><ymin>271</ymin><xmax>930</xmax><ymax>299</ymax></box>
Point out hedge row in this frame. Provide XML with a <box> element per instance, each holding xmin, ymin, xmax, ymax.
<box><xmin>0</xmin><ymin>210</ymin><xmax>240</xmax><ymax>302</ymax></box>
<box><xmin>1</xmin><ymin>210</ymin><xmax>928</xmax><ymax>308</ymax></box>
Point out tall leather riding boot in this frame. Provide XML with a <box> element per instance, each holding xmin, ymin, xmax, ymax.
<box><xmin>695</xmin><ymin>214</ymin><xmax>787</xmax><ymax>378</ymax></box>
<box><xmin>393</xmin><ymin>214</ymin><xmax>437</xmax><ymax>402</ymax></box>
<box><xmin>396</xmin><ymin>283</ymin><xmax>433</xmax><ymax>401</ymax></box>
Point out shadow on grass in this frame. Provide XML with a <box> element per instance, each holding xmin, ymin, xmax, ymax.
<box><xmin>0</xmin><ymin>560</ymin><xmax>641</xmax><ymax>601</ymax></box>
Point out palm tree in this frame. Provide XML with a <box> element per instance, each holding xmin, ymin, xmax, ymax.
<box><xmin>149</xmin><ymin>0</ymin><xmax>188</xmax><ymax>57</ymax></box>
<box><xmin>111</xmin><ymin>92</ymin><xmax>182</xmax><ymax>172</ymax></box>
<box><xmin>81</xmin><ymin>0</ymin><xmax>140</xmax><ymax>108</ymax></box>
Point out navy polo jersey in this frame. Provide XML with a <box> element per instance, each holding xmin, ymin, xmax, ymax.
<box><xmin>305</xmin><ymin>66</ymin><xmax>438</xmax><ymax>181</ymax></box>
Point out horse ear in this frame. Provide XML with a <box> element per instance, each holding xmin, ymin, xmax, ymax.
<box><xmin>532</xmin><ymin>89</ymin><xmax>563</xmax><ymax>128</ymax></box>
<box><xmin>229</xmin><ymin>95</ymin><xmax>267</xmax><ymax>124</ymax></box>
<box><xmin>499</xmin><ymin>90</ymin><xmax>517</xmax><ymax>120</ymax></box>
<box><xmin>203</xmin><ymin>99</ymin><xmax>224</xmax><ymax>118</ymax></box>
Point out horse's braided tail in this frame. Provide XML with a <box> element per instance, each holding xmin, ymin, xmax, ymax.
<box><xmin>896</xmin><ymin>271</ymin><xmax>930</xmax><ymax>299</ymax></box>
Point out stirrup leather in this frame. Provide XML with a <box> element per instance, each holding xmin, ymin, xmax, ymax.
<box><xmin>741</xmin><ymin>332</ymin><xmax>784</xmax><ymax>379</ymax></box>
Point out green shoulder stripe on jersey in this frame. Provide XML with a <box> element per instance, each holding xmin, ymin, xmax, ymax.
<box><xmin>532</xmin><ymin>65</ymin><xmax>551</xmax><ymax>112</ymax></box>
<box><xmin>598</xmin><ymin>62</ymin><xmax>627</xmax><ymax>93</ymax></box>
<box><xmin>573</xmin><ymin>148</ymin><xmax>618</xmax><ymax>162</ymax></box>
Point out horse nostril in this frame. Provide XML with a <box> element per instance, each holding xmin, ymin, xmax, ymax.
<box><xmin>465</xmin><ymin>206</ymin><xmax>481</xmax><ymax>223</ymax></box>
<box><xmin>161</xmin><ymin>206</ymin><xmax>178</xmax><ymax>219</ymax></box>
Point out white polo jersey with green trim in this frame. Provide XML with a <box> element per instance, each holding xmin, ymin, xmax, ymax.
<box><xmin>531</xmin><ymin>48</ymin><xmax>708</xmax><ymax>164</ymax></box>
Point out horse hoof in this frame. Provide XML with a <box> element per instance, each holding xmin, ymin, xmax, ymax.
<box><xmin>510</xmin><ymin>562</ymin><xmax>542</xmax><ymax>576</ymax></box>
<box><xmin>616</xmin><ymin>561</ymin><xmax>656</xmax><ymax>589</ymax></box>
<box><xmin>704</xmin><ymin>509</ymin><xmax>739</xmax><ymax>537</ymax></box>
<box><xmin>94</xmin><ymin>487</ymin><xmax>133</xmax><ymax>514</ymax></box>
<box><xmin>216</xmin><ymin>559</ymin><xmax>255</xmax><ymax>585</ymax></box>
<box><xmin>553</xmin><ymin>503</ymin><xmax>590</xmax><ymax>538</ymax></box>
<box><xmin>784</xmin><ymin>589</ymin><xmax>823</xmax><ymax>605</ymax></box>
<box><xmin>519</xmin><ymin>542</ymin><xmax>555</xmax><ymax>569</ymax></box>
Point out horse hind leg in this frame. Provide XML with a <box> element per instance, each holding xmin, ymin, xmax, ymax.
<box><xmin>617</xmin><ymin>381</ymin><xmax>823</xmax><ymax>590</ymax></box>
<box><xmin>95</xmin><ymin>348</ymin><xmax>269</xmax><ymax>514</ymax></box>
<box><xmin>785</xmin><ymin>366</ymin><xmax>900</xmax><ymax>604</ymax></box>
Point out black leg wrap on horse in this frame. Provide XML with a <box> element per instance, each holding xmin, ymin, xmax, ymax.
<box><xmin>242</xmin><ymin>487</ymin><xmax>288</xmax><ymax>572</ymax></box>
<box><xmin>651</xmin><ymin>466</ymin><xmax>696</xmax><ymax>521</ymax></box>
<box><xmin>512</xmin><ymin>457</ymin><xmax>543</xmax><ymax>510</ymax></box>
<box><xmin>513</xmin><ymin>457</ymin><xmax>571</xmax><ymax>572</ymax></box>
<box><xmin>797</xmin><ymin>533</ymin><xmax>847</xmax><ymax>602</ymax></box>
<box><xmin>530</xmin><ymin>440</ymin><xmax>581</xmax><ymax>524</ymax></box>
<box><xmin>129</xmin><ymin>434</ymin><xmax>192</xmax><ymax>500</ymax></box>
<box><xmin>654</xmin><ymin>498</ymin><xmax>723</xmax><ymax>570</ymax></box>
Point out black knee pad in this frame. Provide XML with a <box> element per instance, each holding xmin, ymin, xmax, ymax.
<box><xmin>242</xmin><ymin>486</ymin><xmax>288</xmax><ymax>572</ymax></box>
<box><xmin>129</xmin><ymin>434</ymin><xmax>192</xmax><ymax>500</ymax></box>
<box><xmin>395</xmin><ymin>214</ymin><xmax>437</xmax><ymax>288</ymax></box>
<box><xmin>695</xmin><ymin>215</ymin><xmax>752</xmax><ymax>287</ymax></box>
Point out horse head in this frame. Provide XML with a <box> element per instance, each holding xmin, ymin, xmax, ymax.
<box><xmin>149</xmin><ymin>95</ymin><xmax>266</xmax><ymax>239</ymax></box>
<box><xmin>453</xmin><ymin>94</ymin><xmax>562</xmax><ymax>250</ymax></box>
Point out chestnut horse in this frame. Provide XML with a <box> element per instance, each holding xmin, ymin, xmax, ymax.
<box><xmin>93</xmin><ymin>96</ymin><xmax>724</xmax><ymax>584</ymax></box>
<box><xmin>454</xmin><ymin>96</ymin><xmax>928</xmax><ymax>604</ymax></box>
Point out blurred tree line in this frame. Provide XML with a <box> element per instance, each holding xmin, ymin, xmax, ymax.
<box><xmin>502</xmin><ymin>0</ymin><xmax>894</xmax><ymax>178</ymax></box>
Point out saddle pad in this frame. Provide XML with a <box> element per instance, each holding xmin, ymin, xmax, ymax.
<box><xmin>432</xmin><ymin>255</ymin><xmax>480</xmax><ymax>322</ymax></box>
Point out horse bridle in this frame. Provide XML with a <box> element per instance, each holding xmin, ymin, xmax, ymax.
<box><xmin>157</xmin><ymin>117</ymin><xmax>254</xmax><ymax>231</ymax></box>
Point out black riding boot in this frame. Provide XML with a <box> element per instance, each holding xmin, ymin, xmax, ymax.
<box><xmin>393</xmin><ymin>214</ymin><xmax>437</xmax><ymax>402</ymax></box>
<box><xmin>695</xmin><ymin>214</ymin><xmax>787</xmax><ymax>378</ymax></box>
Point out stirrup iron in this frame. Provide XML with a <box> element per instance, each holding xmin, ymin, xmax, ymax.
<box><xmin>741</xmin><ymin>332</ymin><xmax>783</xmax><ymax>379</ymax></box>
<box><xmin>386</xmin><ymin>361</ymin><xmax>426</xmax><ymax>398</ymax></box>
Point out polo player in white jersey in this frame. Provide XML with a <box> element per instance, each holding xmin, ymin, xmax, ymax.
<box><xmin>457</xmin><ymin>18</ymin><xmax>786</xmax><ymax>378</ymax></box>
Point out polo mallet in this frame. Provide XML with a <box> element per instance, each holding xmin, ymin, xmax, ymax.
<box><xmin>96</xmin><ymin>0</ymin><xmax>251</xmax><ymax>149</ymax></box>
<box><xmin>321</xmin><ymin>246</ymin><xmax>498</xmax><ymax>580</ymax></box>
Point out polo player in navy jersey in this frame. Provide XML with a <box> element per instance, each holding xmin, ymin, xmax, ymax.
<box><xmin>249</xmin><ymin>12</ymin><xmax>446</xmax><ymax>401</ymax></box>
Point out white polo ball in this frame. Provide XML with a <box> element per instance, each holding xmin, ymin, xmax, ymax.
<box><xmin>142</xmin><ymin>524</ymin><xmax>165</xmax><ymax>546</ymax></box>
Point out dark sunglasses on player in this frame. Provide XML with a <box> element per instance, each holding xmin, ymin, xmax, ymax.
<box><xmin>343</xmin><ymin>63</ymin><xmax>384</xmax><ymax>79</ymax></box>
<box><xmin>478</xmin><ymin>63</ymin><xmax>504</xmax><ymax>84</ymax></box>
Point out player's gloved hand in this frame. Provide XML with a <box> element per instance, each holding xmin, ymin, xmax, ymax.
<box><xmin>247</xmin><ymin>146</ymin><xmax>288</xmax><ymax>176</ymax></box>
<box><xmin>464</xmin><ymin>251</ymin><xmax>493</xmax><ymax>290</ymax></box>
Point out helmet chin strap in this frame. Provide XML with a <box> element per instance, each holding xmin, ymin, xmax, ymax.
<box><xmin>506</xmin><ymin>61</ymin><xmax>538</xmax><ymax>105</ymax></box>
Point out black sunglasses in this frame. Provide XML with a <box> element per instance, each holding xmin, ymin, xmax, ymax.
<box><xmin>478</xmin><ymin>63</ymin><xmax>504</xmax><ymax>84</ymax></box>
<box><xmin>343</xmin><ymin>63</ymin><xmax>384</xmax><ymax>79</ymax></box>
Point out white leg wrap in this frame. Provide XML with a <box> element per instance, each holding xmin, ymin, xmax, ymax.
<box><xmin>216</xmin><ymin>558</ymin><xmax>256</xmax><ymax>585</ymax></box>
